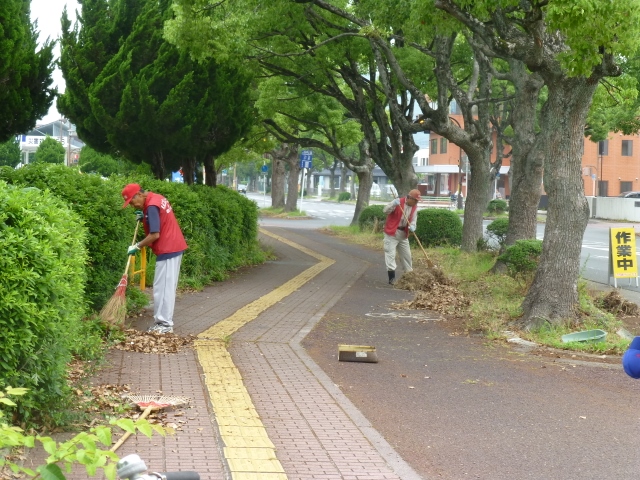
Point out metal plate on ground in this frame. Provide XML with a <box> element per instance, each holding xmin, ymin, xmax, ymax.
<box><xmin>338</xmin><ymin>344</ymin><xmax>378</xmax><ymax>363</ymax></box>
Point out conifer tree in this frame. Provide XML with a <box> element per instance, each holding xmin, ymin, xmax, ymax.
<box><xmin>0</xmin><ymin>0</ymin><xmax>56</xmax><ymax>142</ymax></box>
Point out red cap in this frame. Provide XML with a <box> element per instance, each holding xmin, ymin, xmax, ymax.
<box><xmin>408</xmin><ymin>189</ymin><xmax>421</xmax><ymax>201</ymax></box>
<box><xmin>122</xmin><ymin>183</ymin><xmax>141</xmax><ymax>208</ymax></box>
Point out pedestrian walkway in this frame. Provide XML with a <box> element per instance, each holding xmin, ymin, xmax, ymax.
<box><xmin>58</xmin><ymin>226</ymin><xmax>421</xmax><ymax>479</ymax></box>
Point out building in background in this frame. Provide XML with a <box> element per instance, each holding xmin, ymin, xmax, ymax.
<box><xmin>18</xmin><ymin>118</ymin><xmax>84</xmax><ymax>167</ymax></box>
<box><xmin>583</xmin><ymin>134</ymin><xmax>640</xmax><ymax>197</ymax></box>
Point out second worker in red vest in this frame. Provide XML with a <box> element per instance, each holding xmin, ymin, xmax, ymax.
<box><xmin>382</xmin><ymin>189</ymin><xmax>421</xmax><ymax>285</ymax></box>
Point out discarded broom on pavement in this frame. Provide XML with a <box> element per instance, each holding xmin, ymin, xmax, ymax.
<box><xmin>99</xmin><ymin>220</ymin><xmax>141</xmax><ymax>327</ymax></box>
<box><xmin>111</xmin><ymin>394</ymin><xmax>191</xmax><ymax>452</ymax></box>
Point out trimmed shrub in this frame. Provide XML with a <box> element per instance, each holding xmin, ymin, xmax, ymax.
<box><xmin>487</xmin><ymin>199</ymin><xmax>508</xmax><ymax>214</ymax></box>
<box><xmin>414</xmin><ymin>208</ymin><xmax>463</xmax><ymax>247</ymax></box>
<box><xmin>358</xmin><ymin>204</ymin><xmax>386</xmax><ymax>232</ymax></box>
<box><xmin>0</xmin><ymin>164</ymin><xmax>137</xmax><ymax>310</ymax></box>
<box><xmin>0</xmin><ymin>181</ymin><xmax>88</xmax><ymax>424</ymax></box>
<box><xmin>485</xmin><ymin>217</ymin><xmax>509</xmax><ymax>249</ymax></box>
<box><xmin>497</xmin><ymin>239</ymin><xmax>543</xmax><ymax>277</ymax></box>
<box><xmin>338</xmin><ymin>192</ymin><xmax>351</xmax><ymax>202</ymax></box>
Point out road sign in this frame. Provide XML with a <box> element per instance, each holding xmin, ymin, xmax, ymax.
<box><xmin>300</xmin><ymin>150</ymin><xmax>313</xmax><ymax>169</ymax></box>
<box><xmin>261</xmin><ymin>165</ymin><xmax>268</xmax><ymax>173</ymax></box>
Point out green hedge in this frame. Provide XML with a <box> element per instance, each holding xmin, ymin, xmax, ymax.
<box><xmin>338</xmin><ymin>192</ymin><xmax>351</xmax><ymax>202</ymax></box>
<box><xmin>497</xmin><ymin>239</ymin><xmax>543</xmax><ymax>277</ymax></box>
<box><xmin>487</xmin><ymin>199</ymin><xmax>508</xmax><ymax>214</ymax></box>
<box><xmin>358</xmin><ymin>204</ymin><xmax>386</xmax><ymax>232</ymax></box>
<box><xmin>414</xmin><ymin>208</ymin><xmax>463</xmax><ymax>247</ymax></box>
<box><xmin>0</xmin><ymin>181</ymin><xmax>89</xmax><ymax>424</ymax></box>
<box><xmin>0</xmin><ymin>164</ymin><xmax>137</xmax><ymax>310</ymax></box>
<box><xmin>485</xmin><ymin>217</ymin><xmax>509</xmax><ymax>249</ymax></box>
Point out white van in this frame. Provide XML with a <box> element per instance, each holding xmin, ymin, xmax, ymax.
<box><xmin>370</xmin><ymin>183</ymin><xmax>381</xmax><ymax>196</ymax></box>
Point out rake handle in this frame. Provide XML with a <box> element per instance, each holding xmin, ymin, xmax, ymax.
<box><xmin>110</xmin><ymin>404</ymin><xmax>154</xmax><ymax>453</ymax></box>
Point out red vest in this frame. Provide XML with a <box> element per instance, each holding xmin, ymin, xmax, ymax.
<box><xmin>384</xmin><ymin>197</ymin><xmax>417</xmax><ymax>238</ymax></box>
<box><xmin>143</xmin><ymin>192</ymin><xmax>188</xmax><ymax>255</ymax></box>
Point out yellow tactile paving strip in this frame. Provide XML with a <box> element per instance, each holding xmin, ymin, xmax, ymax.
<box><xmin>195</xmin><ymin>229</ymin><xmax>334</xmax><ymax>479</ymax></box>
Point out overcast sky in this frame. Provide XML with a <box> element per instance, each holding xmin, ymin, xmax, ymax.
<box><xmin>31</xmin><ymin>0</ymin><xmax>79</xmax><ymax>124</ymax></box>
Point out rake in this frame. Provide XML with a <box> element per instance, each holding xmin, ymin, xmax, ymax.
<box><xmin>99</xmin><ymin>220</ymin><xmax>141</xmax><ymax>327</ymax></box>
<box><xmin>110</xmin><ymin>394</ymin><xmax>191</xmax><ymax>452</ymax></box>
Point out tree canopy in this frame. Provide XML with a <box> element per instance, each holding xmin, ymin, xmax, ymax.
<box><xmin>0</xmin><ymin>138</ymin><xmax>21</xmax><ymax>168</ymax></box>
<box><xmin>0</xmin><ymin>0</ymin><xmax>56</xmax><ymax>142</ymax></box>
<box><xmin>35</xmin><ymin>136</ymin><xmax>65</xmax><ymax>164</ymax></box>
<box><xmin>58</xmin><ymin>0</ymin><xmax>255</xmax><ymax>180</ymax></box>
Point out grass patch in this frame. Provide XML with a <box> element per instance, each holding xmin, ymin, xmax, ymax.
<box><xmin>259</xmin><ymin>207</ymin><xmax>308</xmax><ymax>218</ymax></box>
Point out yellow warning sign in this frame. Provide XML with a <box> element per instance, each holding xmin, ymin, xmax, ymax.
<box><xmin>609</xmin><ymin>228</ymin><xmax>638</xmax><ymax>278</ymax></box>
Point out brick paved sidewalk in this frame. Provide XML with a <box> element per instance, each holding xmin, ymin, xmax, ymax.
<box><xmin>43</xmin><ymin>226</ymin><xmax>422</xmax><ymax>479</ymax></box>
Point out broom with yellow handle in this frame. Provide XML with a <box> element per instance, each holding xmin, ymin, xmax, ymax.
<box><xmin>99</xmin><ymin>220</ymin><xmax>141</xmax><ymax>327</ymax></box>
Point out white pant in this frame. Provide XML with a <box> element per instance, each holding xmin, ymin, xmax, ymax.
<box><xmin>383</xmin><ymin>231</ymin><xmax>413</xmax><ymax>273</ymax></box>
<box><xmin>153</xmin><ymin>254</ymin><xmax>183</xmax><ymax>327</ymax></box>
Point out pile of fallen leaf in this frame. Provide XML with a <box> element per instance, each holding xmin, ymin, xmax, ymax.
<box><xmin>393</xmin><ymin>265</ymin><xmax>471</xmax><ymax>315</ymax></box>
<box><xmin>112</xmin><ymin>329</ymin><xmax>196</xmax><ymax>354</ymax></box>
<box><xmin>77</xmin><ymin>383</ymin><xmax>133</xmax><ymax>417</ymax></box>
<box><xmin>600</xmin><ymin>290</ymin><xmax>640</xmax><ymax>316</ymax></box>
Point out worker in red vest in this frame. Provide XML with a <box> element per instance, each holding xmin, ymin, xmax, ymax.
<box><xmin>382</xmin><ymin>189</ymin><xmax>420</xmax><ymax>285</ymax></box>
<box><xmin>122</xmin><ymin>183</ymin><xmax>188</xmax><ymax>334</ymax></box>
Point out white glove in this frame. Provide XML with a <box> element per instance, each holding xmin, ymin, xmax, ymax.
<box><xmin>392</xmin><ymin>198</ymin><xmax>401</xmax><ymax>207</ymax></box>
<box><xmin>409</xmin><ymin>225</ymin><xmax>416</xmax><ymax>233</ymax></box>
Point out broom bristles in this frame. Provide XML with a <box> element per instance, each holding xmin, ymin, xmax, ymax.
<box><xmin>99</xmin><ymin>274</ymin><xmax>129</xmax><ymax>327</ymax></box>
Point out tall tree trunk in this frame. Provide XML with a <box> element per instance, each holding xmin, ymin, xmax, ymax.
<box><xmin>521</xmin><ymin>78</ymin><xmax>597</xmax><ymax>328</ymax></box>
<box><xmin>203</xmin><ymin>154</ymin><xmax>216</xmax><ymax>186</ymax></box>
<box><xmin>151</xmin><ymin>152</ymin><xmax>165</xmax><ymax>180</ymax></box>
<box><xmin>284</xmin><ymin>146</ymin><xmax>301</xmax><ymax>212</ymax></box>
<box><xmin>353</xmin><ymin>169</ymin><xmax>373</xmax><ymax>226</ymax></box>
<box><xmin>461</xmin><ymin>150</ymin><xmax>492</xmax><ymax>251</ymax></box>
<box><xmin>505</xmin><ymin>62</ymin><xmax>545</xmax><ymax>246</ymax></box>
<box><xmin>271</xmin><ymin>157</ymin><xmax>286</xmax><ymax>208</ymax></box>
<box><xmin>182</xmin><ymin>157</ymin><xmax>196</xmax><ymax>185</ymax></box>
<box><xmin>347</xmin><ymin>140</ymin><xmax>376</xmax><ymax>226</ymax></box>
<box><xmin>339</xmin><ymin>163</ymin><xmax>347</xmax><ymax>193</ymax></box>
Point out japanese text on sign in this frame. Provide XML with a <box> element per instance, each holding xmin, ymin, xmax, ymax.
<box><xmin>609</xmin><ymin>227</ymin><xmax>638</xmax><ymax>279</ymax></box>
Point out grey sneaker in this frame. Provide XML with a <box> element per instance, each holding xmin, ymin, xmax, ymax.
<box><xmin>147</xmin><ymin>324</ymin><xmax>173</xmax><ymax>334</ymax></box>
